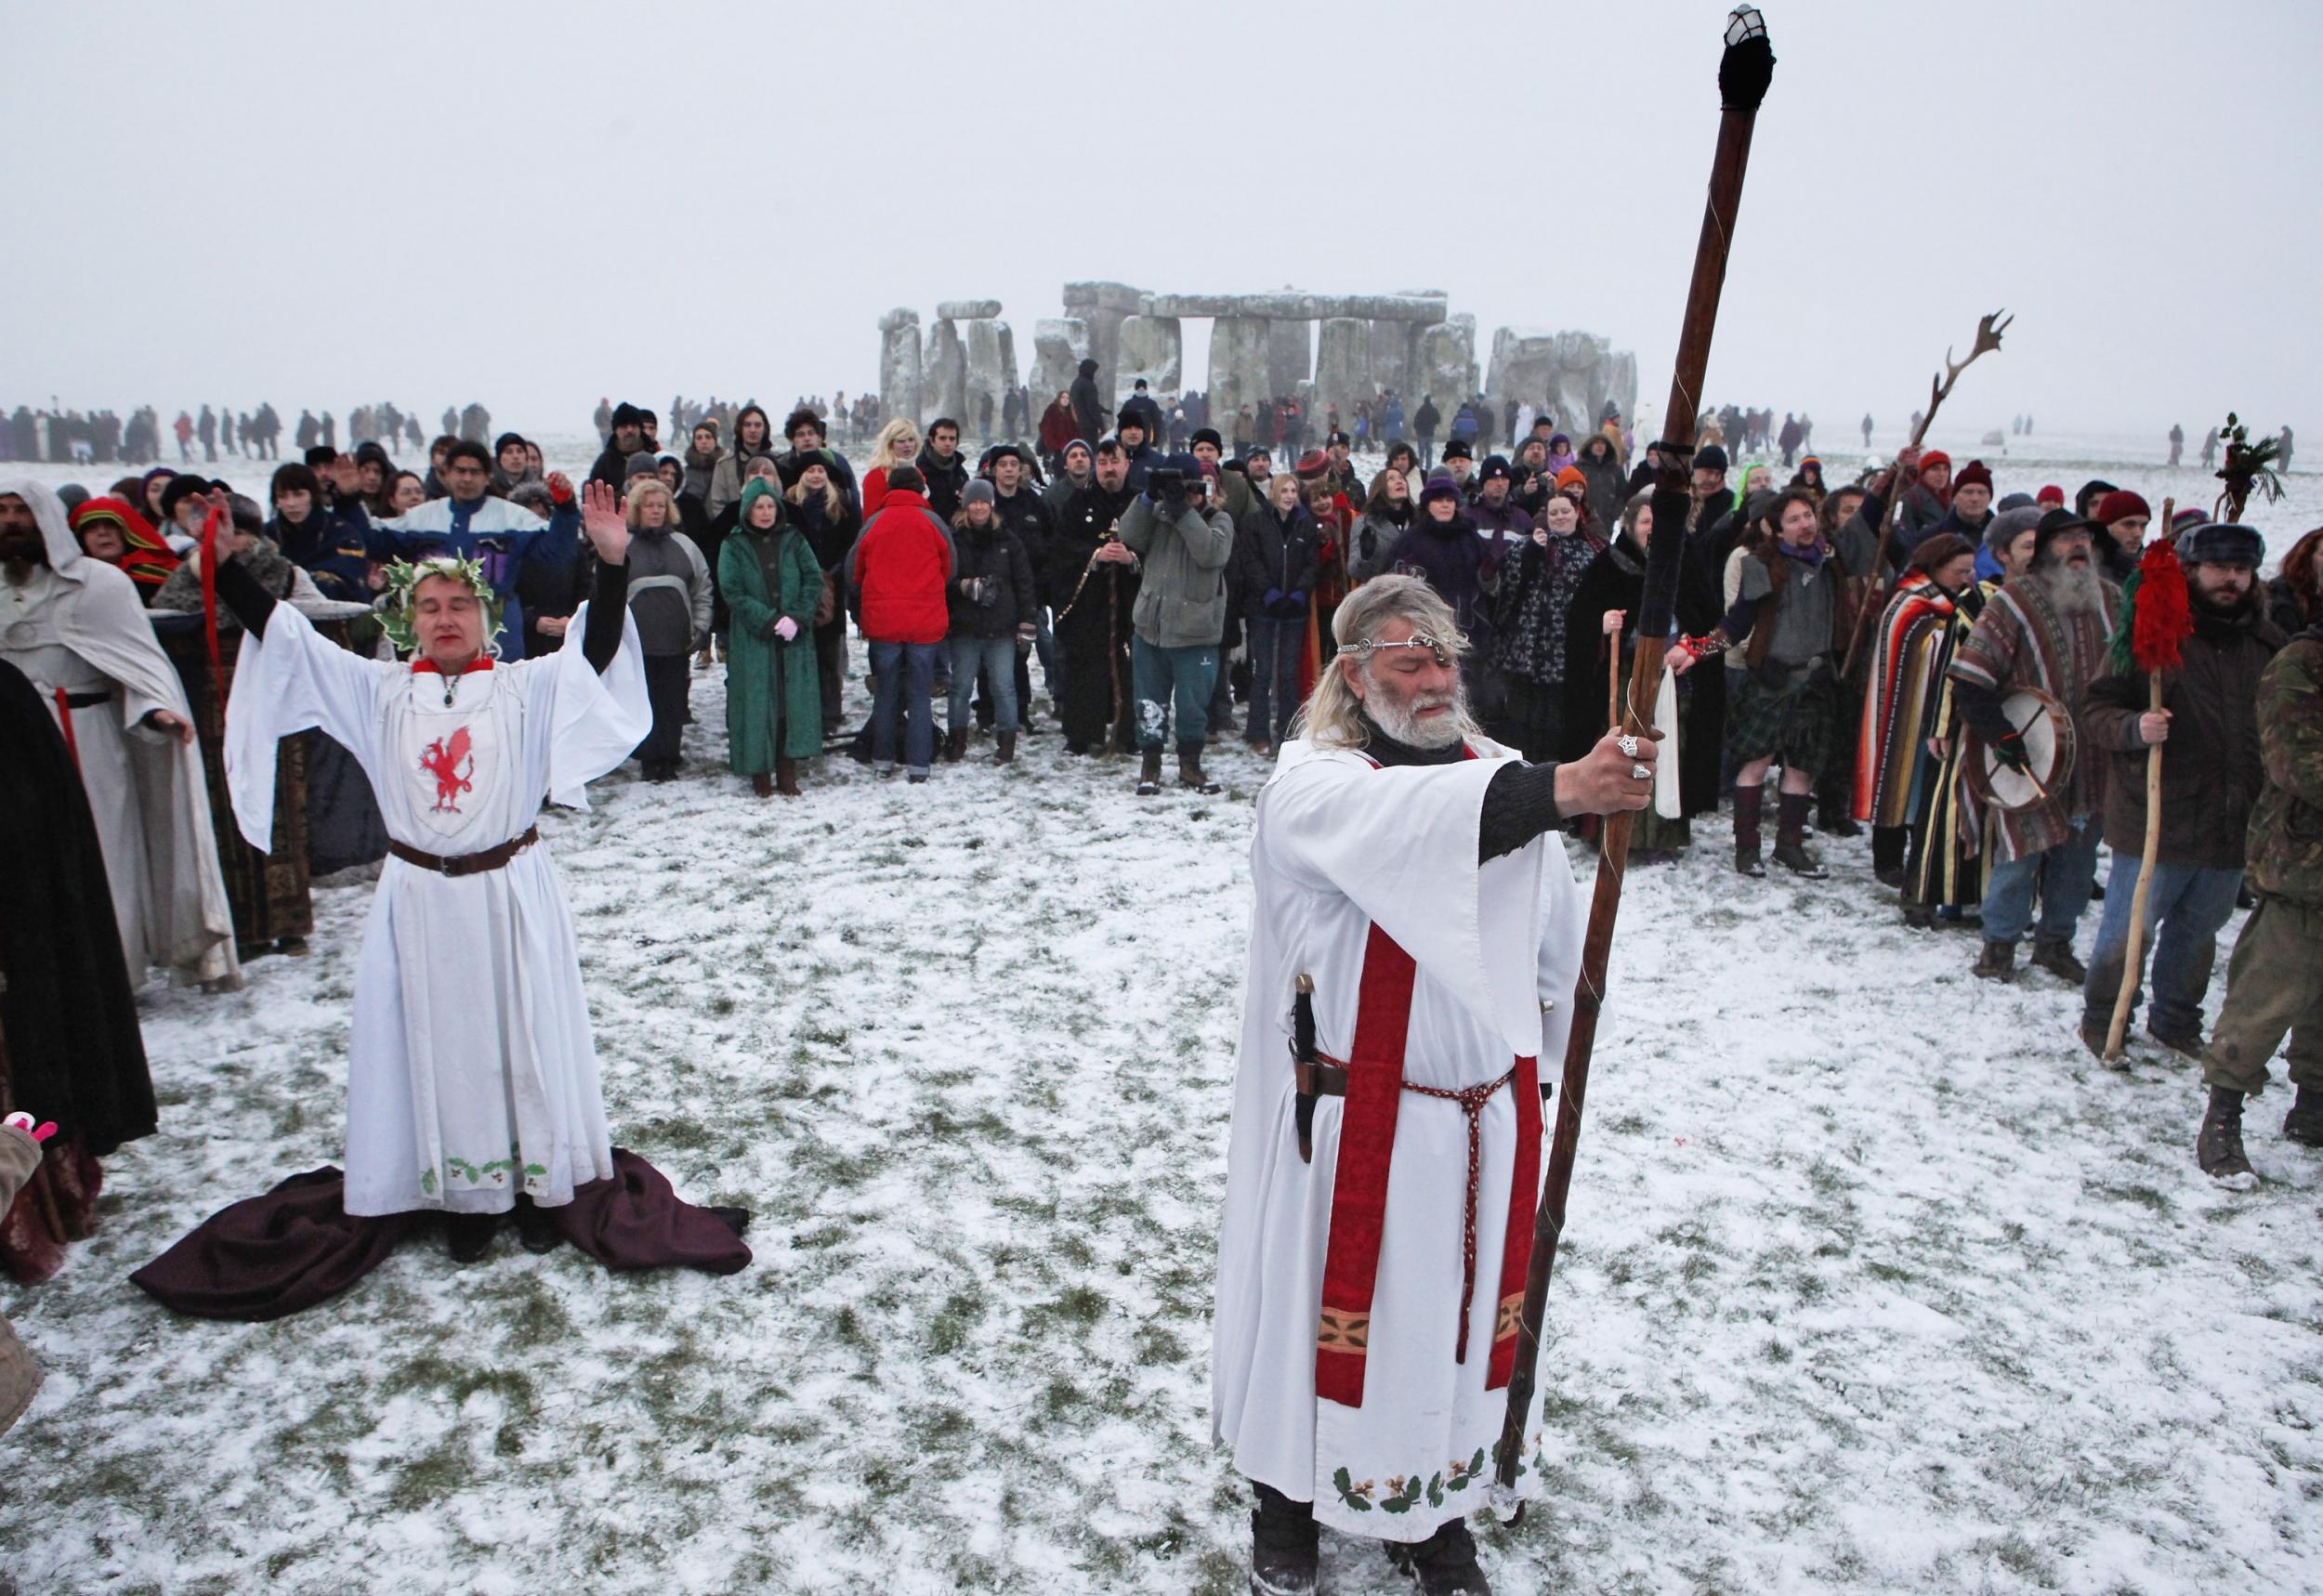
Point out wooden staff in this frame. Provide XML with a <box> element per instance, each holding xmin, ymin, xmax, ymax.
<box><xmin>1837</xmin><ymin>310</ymin><xmax>2014</xmax><ymax>683</ymax></box>
<box><xmin>2103</xmin><ymin>500</ymin><xmax>2186</xmax><ymax>1060</ymax></box>
<box><xmin>1493</xmin><ymin>5</ymin><xmax>1777</xmax><ymax>1498</ymax></box>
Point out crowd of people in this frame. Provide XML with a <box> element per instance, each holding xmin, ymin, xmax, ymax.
<box><xmin>3</xmin><ymin>372</ymin><xmax>2318</xmax><ymax>1592</ymax></box>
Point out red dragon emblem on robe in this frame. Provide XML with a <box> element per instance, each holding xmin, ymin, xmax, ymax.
<box><xmin>418</xmin><ymin>727</ymin><xmax>475</xmax><ymax>813</ymax></box>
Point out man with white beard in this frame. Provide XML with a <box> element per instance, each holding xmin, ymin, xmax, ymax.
<box><xmin>1212</xmin><ymin>575</ymin><xmax>1658</xmax><ymax>1596</ymax></box>
<box><xmin>0</xmin><ymin>479</ymin><xmax>236</xmax><ymax>988</ymax></box>
<box><xmin>1947</xmin><ymin>509</ymin><xmax>2123</xmax><ymax>984</ymax></box>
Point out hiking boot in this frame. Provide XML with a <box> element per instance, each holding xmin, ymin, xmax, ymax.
<box><xmin>443</xmin><ymin>1211</ymin><xmax>498</xmax><ymax>1263</ymax></box>
<box><xmin>2283</xmin><ymin>1086</ymin><xmax>2323</xmax><ymax>1147</ymax></box>
<box><xmin>1178</xmin><ymin>748</ymin><xmax>1222</xmax><ymax>795</ymax></box>
<box><xmin>2080</xmin><ymin>1014</ymin><xmax>2131</xmax><ymax>1066</ymax></box>
<box><xmin>775</xmin><ymin>756</ymin><xmax>801</xmax><ymax>797</ymax></box>
<box><xmin>1973</xmin><ymin>940</ymin><xmax>2015</xmax><ymax>983</ymax></box>
<box><xmin>1248</xmin><ymin>1484</ymin><xmax>1319</xmax><ymax>1596</ymax></box>
<box><xmin>1734</xmin><ymin>841</ymin><xmax>1765</xmax><ymax>878</ymax></box>
<box><xmin>2030</xmin><ymin>939</ymin><xmax>2088</xmax><ymax>983</ymax></box>
<box><xmin>515</xmin><ymin>1197</ymin><xmax>561</xmax><ymax>1255</ymax></box>
<box><xmin>2198</xmin><ymin>1088</ymin><xmax>2259</xmax><ymax>1189</ymax></box>
<box><xmin>751</xmin><ymin>772</ymin><xmax>775</xmax><ymax>798</ymax></box>
<box><xmin>943</xmin><ymin>727</ymin><xmax>968</xmax><ymax>764</ymax></box>
<box><xmin>1772</xmin><ymin>841</ymin><xmax>1828</xmax><ymax>879</ymax></box>
<box><xmin>1817</xmin><ymin>805</ymin><xmax>1862</xmax><ymax>839</ymax></box>
<box><xmin>994</xmin><ymin>732</ymin><xmax>1017</xmax><ymax>765</ymax></box>
<box><xmin>2146</xmin><ymin>1018</ymin><xmax>2201</xmax><ymax>1059</ymax></box>
<box><xmin>1136</xmin><ymin>748</ymin><xmax>1164</xmax><ymax>796</ymax></box>
<box><xmin>1385</xmin><ymin>1517</ymin><xmax>1492</xmax><ymax>1595</ymax></box>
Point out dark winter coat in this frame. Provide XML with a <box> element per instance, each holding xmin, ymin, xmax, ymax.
<box><xmin>1557</xmin><ymin>527</ymin><xmax>1722</xmax><ymax>761</ymax></box>
<box><xmin>1235</xmin><ymin>504</ymin><xmax>1320</xmax><ymax>621</ymax></box>
<box><xmin>719</xmin><ymin>507</ymin><xmax>825</xmax><ymax>767</ymax></box>
<box><xmin>269</xmin><ymin>501</ymin><xmax>372</xmax><ymax>601</ymax></box>
<box><xmin>1412</xmin><ymin>399</ymin><xmax>1441</xmax><ymax>440</ymax></box>
<box><xmin>915</xmin><ymin>446</ymin><xmax>971</xmax><ymax>521</ymax></box>
<box><xmin>1070</xmin><ymin>365</ymin><xmax>1109</xmax><ymax>444</ymax></box>
<box><xmin>990</xmin><ymin>486</ymin><xmax>1054</xmax><ymax>604</ymax></box>
<box><xmin>1385</xmin><ymin>510</ymin><xmax>1498</xmax><ymax>656</ymax></box>
<box><xmin>2083</xmin><ymin>598</ymin><xmax>2287</xmax><ymax>869</ymax></box>
<box><xmin>2243</xmin><ymin>627</ymin><xmax>2323</xmax><ymax>904</ymax></box>
<box><xmin>946</xmin><ymin>517</ymin><xmax>1039</xmax><ymax>640</ymax></box>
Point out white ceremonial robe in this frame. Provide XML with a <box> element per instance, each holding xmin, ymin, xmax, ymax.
<box><xmin>1212</xmin><ymin>735</ymin><xmax>1586</xmax><ymax>1541</ymax></box>
<box><xmin>0</xmin><ymin>480</ymin><xmax>235</xmax><ymax>988</ymax></box>
<box><xmin>222</xmin><ymin>602</ymin><xmax>649</xmax><ymax>1216</ymax></box>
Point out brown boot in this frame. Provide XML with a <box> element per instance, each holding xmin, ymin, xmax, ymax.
<box><xmin>751</xmin><ymin>772</ymin><xmax>774</xmax><ymax>798</ymax></box>
<box><xmin>943</xmin><ymin>726</ymin><xmax>968</xmax><ymax>764</ymax></box>
<box><xmin>1177</xmin><ymin>745</ymin><xmax>1221</xmax><ymax>794</ymax></box>
<box><xmin>1732</xmin><ymin>782</ymin><xmax>1766</xmax><ymax>877</ymax></box>
<box><xmin>1136</xmin><ymin>748</ymin><xmax>1164</xmax><ymax>795</ymax></box>
<box><xmin>1974</xmin><ymin>939</ymin><xmax>2016</xmax><ymax>983</ymax></box>
<box><xmin>994</xmin><ymin>732</ymin><xmax>1017</xmax><ymax>765</ymax></box>
<box><xmin>775</xmin><ymin>756</ymin><xmax>800</xmax><ymax>797</ymax></box>
<box><xmin>1773</xmin><ymin>791</ymin><xmax>1827</xmax><ymax>878</ymax></box>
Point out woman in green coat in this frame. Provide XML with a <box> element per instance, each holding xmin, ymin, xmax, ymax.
<box><xmin>719</xmin><ymin>477</ymin><xmax>825</xmax><ymax>795</ymax></box>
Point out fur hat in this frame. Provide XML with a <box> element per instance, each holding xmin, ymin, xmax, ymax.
<box><xmin>2093</xmin><ymin>489</ymin><xmax>2152</xmax><ymax>525</ymax></box>
<box><xmin>2177</xmin><ymin>521</ymin><xmax>2264</xmax><ymax>567</ymax></box>
<box><xmin>610</xmin><ymin>402</ymin><xmax>646</xmax><ymax>430</ymax></box>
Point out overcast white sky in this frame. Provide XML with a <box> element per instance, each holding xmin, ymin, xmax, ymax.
<box><xmin>5</xmin><ymin>0</ymin><xmax>2316</xmax><ymax>441</ymax></box>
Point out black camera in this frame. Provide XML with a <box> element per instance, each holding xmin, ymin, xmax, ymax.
<box><xmin>1148</xmin><ymin>467</ymin><xmax>1186</xmax><ymax>501</ymax></box>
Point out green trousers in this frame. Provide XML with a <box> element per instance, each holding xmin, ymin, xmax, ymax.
<box><xmin>2200</xmin><ymin>894</ymin><xmax>2323</xmax><ymax>1097</ymax></box>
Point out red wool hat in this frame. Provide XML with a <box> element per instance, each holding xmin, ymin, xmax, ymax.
<box><xmin>1952</xmin><ymin>460</ymin><xmax>1993</xmax><ymax>493</ymax></box>
<box><xmin>2093</xmin><ymin>489</ymin><xmax>2152</xmax><ymax>525</ymax></box>
<box><xmin>1917</xmin><ymin>450</ymin><xmax>1952</xmax><ymax>477</ymax></box>
<box><xmin>2036</xmin><ymin>484</ymin><xmax>2066</xmax><ymax>506</ymax></box>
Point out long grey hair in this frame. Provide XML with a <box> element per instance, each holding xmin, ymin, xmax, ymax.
<box><xmin>1288</xmin><ymin>574</ymin><xmax>1486</xmax><ymax>751</ymax></box>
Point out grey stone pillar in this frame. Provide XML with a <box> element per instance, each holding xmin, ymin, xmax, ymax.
<box><xmin>925</xmin><ymin>319</ymin><xmax>967</xmax><ymax>429</ymax></box>
<box><xmin>1314</xmin><ymin>318</ymin><xmax>1370</xmax><ymax>438</ymax></box>
<box><xmin>878</xmin><ymin>307</ymin><xmax>924</xmax><ymax>430</ymax></box>
<box><xmin>1031</xmin><ymin>319</ymin><xmax>1090</xmax><ymax>402</ymax></box>
<box><xmin>1208</xmin><ymin>316</ymin><xmax>1271</xmax><ymax>447</ymax></box>
<box><xmin>1266</xmin><ymin>320</ymin><xmax>1312</xmax><ymax>401</ymax></box>
<box><xmin>1114</xmin><ymin>314</ymin><xmax>1184</xmax><ymax>399</ymax></box>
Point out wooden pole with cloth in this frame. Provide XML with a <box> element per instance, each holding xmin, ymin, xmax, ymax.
<box><xmin>1491</xmin><ymin>4</ymin><xmax>1777</xmax><ymax>1505</ymax></box>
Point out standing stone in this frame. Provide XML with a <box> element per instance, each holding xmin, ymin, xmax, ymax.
<box><xmin>1061</xmin><ymin>281</ymin><xmax>1146</xmax><ymax>399</ymax></box>
<box><xmin>925</xmin><ymin>318</ymin><xmax>967</xmax><ymax>427</ymax></box>
<box><xmin>1209</xmin><ymin>316</ymin><xmax>1271</xmax><ymax>446</ymax></box>
<box><xmin>1416</xmin><ymin>314</ymin><xmax>1477</xmax><ymax>415</ymax></box>
<box><xmin>1266</xmin><ymin>320</ymin><xmax>1312</xmax><ymax>401</ymax></box>
<box><xmin>1603</xmin><ymin>350</ymin><xmax>1639</xmax><ymax>427</ymax></box>
<box><xmin>1114</xmin><ymin>314</ymin><xmax>1184</xmax><ymax>399</ymax></box>
<box><xmin>963</xmin><ymin>319</ymin><xmax>1009</xmax><ymax>439</ymax></box>
<box><xmin>1369</xmin><ymin>319</ymin><xmax>1418</xmax><ymax>400</ymax></box>
<box><xmin>1484</xmin><ymin>327</ymin><xmax>1560</xmax><ymax>434</ymax></box>
<box><xmin>935</xmin><ymin>299</ymin><xmax>1003</xmax><ymax>321</ymax></box>
<box><xmin>1031</xmin><ymin>318</ymin><xmax>1090</xmax><ymax>401</ymax></box>
<box><xmin>1314</xmin><ymin>318</ymin><xmax>1370</xmax><ymax>438</ymax></box>
<box><xmin>878</xmin><ymin>307</ymin><xmax>924</xmax><ymax>430</ymax></box>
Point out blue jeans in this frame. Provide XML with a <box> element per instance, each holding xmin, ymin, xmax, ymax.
<box><xmin>1979</xmin><ymin>815</ymin><xmax>2101</xmax><ymax>946</ymax></box>
<box><xmin>2081</xmin><ymin>856</ymin><xmax>2243</xmax><ymax>1034</ymax></box>
<box><xmin>1245</xmin><ymin>616</ymin><xmax>1303</xmax><ymax>746</ymax></box>
<box><xmin>868</xmin><ymin>639</ymin><xmax>938</xmax><ymax>774</ymax></box>
<box><xmin>1131</xmin><ymin>635</ymin><xmax>1220</xmax><ymax>752</ymax></box>
<box><xmin>947</xmin><ymin>635</ymin><xmax>1020</xmax><ymax>734</ymax></box>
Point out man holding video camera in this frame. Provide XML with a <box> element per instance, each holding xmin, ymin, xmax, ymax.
<box><xmin>1119</xmin><ymin>451</ymin><xmax>1234</xmax><ymax>796</ymax></box>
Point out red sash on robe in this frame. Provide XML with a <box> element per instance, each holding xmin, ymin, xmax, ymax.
<box><xmin>1314</xmin><ymin>747</ymin><xmax>1542</xmax><ymax>1406</ymax></box>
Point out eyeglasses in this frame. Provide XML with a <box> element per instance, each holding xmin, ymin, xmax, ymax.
<box><xmin>1337</xmin><ymin>634</ymin><xmax>1451</xmax><ymax>668</ymax></box>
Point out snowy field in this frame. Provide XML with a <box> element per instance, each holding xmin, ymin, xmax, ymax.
<box><xmin>2</xmin><ymin>434</ymin><xmax>2320</xmax><ymax>1594</ymax></box>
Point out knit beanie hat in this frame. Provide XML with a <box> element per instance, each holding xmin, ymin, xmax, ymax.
<box><xmin>1952</xmin><ymin>460</ymin><xmax>1993</xmax><ymax>493</ymax></box>
<box><xmin>2093</xmin><ymin>489</ymin><xmax>2151</xmax><ymax>525</ymax></box>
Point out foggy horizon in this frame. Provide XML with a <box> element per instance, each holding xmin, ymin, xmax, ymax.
<box><xmin>6</xmin><ymin>0</ymin><xmax>2316</xmax><ymax>444</ymax></box>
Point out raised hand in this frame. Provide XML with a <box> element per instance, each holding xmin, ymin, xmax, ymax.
<box><xmin>580</xmin><ymin>479</ymin><xmax>629</xmax><ymax>565</ymax></box>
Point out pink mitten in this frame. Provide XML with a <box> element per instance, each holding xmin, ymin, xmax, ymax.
<box><xmin>3</xmin><ymin>1113</ymin><xmax>56</xmax><ymax>1144</ymax></box>
<box><xmin>774</xmin><ymin>617</ymin><xmax>799</xmax><ymax>642</ymax></box>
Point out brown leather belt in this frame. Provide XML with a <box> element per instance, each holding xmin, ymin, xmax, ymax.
<box><xmin>387</xmin><ymin>824</ymin><xmax>539</xmax><ymax>878</ymax></box>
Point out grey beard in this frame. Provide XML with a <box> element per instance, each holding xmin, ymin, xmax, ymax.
<box><xmin>2044</xmin><ymin>561</ymin><xmax>2105</xmax><ymax>619</ymax></box>
<box><xmin>1367</xmin><ymin>679</ymin><xmax>1468</xmax><ymax>749</ymax></box>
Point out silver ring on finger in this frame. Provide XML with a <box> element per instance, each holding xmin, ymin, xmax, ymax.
<box><xmin>1617</xmin><ymin>734</ymin><xmax>1640</xmax><ymax>759</ymax></box>
<box><xmin>1632</xmin><ymin>762</ymin><xmax>1651</xmax><ymax>781</ymax></box>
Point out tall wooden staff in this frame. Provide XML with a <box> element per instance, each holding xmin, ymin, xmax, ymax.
<box><xmin>1493</xmin><ymin>5</ymin><xmax>1776</xmax><ymax>1498</ymax></box>
<box><xmin>1837</xmin><ymin>310</ymin><xmax>2013</xmax><ymax>682</ymax></box>
<box><xmin>2101</xmin><ymin>500</ymin><xmax>2189</xmax><ymax>1060</ymax></box>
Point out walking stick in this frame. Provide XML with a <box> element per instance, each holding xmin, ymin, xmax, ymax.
<box><xmin>1608</xmin><ymin>627</ymin><xmax>1621</xmax><ymax>731</ymax></box>
<box><xmin>1837</xmin><ymin>309</ymin><xmax>2014</xmax><ymax>683</ymax></box>
<box><xmin>1492</xmin><ymin>5</ymin><xmax>1776</xmax><ymax>1501</ymax></box>
<box><xmin>2102</xmin><ymin>504</ymin><xmax>2189</xmax><ymax>1060</ymax></box>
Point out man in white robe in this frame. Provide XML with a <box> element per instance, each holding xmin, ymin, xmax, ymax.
<box><xmin>0</xmin><ymin>480</ymin><xmax>236</xmax><ymax>988</ymax></box>
<box><xmin>1212</xmin><ymin>575</ymin><xmax>1658</xmax><ymax>1596</ymax></box>
<box><xmin>202</xmin><ymin>481</ymin><xmax>650</xmax><ymax>1261</ymax></box>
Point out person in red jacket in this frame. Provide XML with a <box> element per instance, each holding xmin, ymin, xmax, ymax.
<box><xmin>847</xmin><ymin>464</ymin><xmax>955</xmax><ymax>781</ymax></box>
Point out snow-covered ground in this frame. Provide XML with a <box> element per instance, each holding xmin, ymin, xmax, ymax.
<box><xmin>1</xmin><ymin>434</ymin><xmax>2319</xmax><ymax>1594</ymax></box>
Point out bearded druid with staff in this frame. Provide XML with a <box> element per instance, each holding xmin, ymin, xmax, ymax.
<box><xmin>1211</xmin><ymin>16</ymin><xmax>1768</xmax><ymax>1595</ymax></box>
<box><xmin>135</xmin><ymin>482</ymin><xmax>750</xmax><ymax>1317</ymax></box>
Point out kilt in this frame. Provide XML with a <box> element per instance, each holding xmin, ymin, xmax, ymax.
<box><xmin>1726</xmin><ymin>659</ymin><xmax>1837</xmax><ymax>774</ymax></box>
